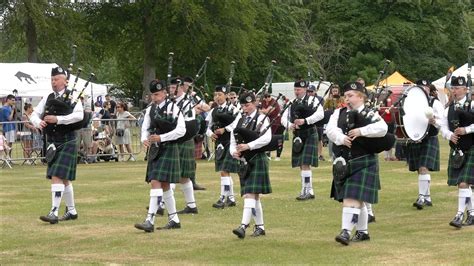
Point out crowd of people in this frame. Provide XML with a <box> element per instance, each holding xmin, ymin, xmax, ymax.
<box><xmin>2</xmin><ymin>66</ymin><xmax>472</xmax><ymax>246</ymax></box>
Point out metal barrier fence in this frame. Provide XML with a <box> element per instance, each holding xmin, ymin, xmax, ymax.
<box><xmin>0</xmin><ymin>118</ymin><xmax>144</xmax><ymax>168</ymax></box>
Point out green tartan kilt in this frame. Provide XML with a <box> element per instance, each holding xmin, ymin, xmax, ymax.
<box><xmin>47</xmin><ymin>133</ymin><xmax>78</xmax><ymax>181</ymax></box>
<box><xmin>146</xmin><ymin>142</ymin><xmax>180</xmax><ymax>183</ymax></box>
<box><xmin>336</xmin><ymin>154</ymin><xmax>381</xmax><ymax>204</ymax></box>
<box><xmin>291</xmin><ymin>129</ymin><xmax>319</xmax><ymax>168</ymax></box>
<box><xmin>447</xmin><ymin>147</ymin><xmax>474</xmax><ymax>186</ymax></box>
<box><xmin>239</xmin><ymin>153</ymin><xmax>271</xmax><ymax>196</ymax></box>
<box><xmin>406</xmin><ymin>136</ymin><xmax>440</xmax><ymax>172</ymax></box>
<box><xmin>178</xmin><ymin>139</ymin><xmax>196</xmax><ymax>179</ymax></box>
<box><xmin>215</xmin><ymin>142</ymin><xmax>240</xmax><ymax>173</ymax></box>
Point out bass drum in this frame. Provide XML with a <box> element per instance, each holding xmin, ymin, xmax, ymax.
<box><xmin>394</xmin><ymin>85</ymin><xmax>429</xmax><ymax>142</ymax></box>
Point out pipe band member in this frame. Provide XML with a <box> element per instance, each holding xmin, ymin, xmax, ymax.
<box><xmin>230</xmin><ymin>92</ymin><xmax>272</xmax><ymax>239</ymax></box>
<box><xmin>206</xmin><ymin>85</ymin><xmax>241</xmax><ymax>209</ymax></box>
<box><xmin>30</xmin><ymin>66</ymin><xmax>84</xmax><ymax>224</ymax></box>
<box><xmin>281</xmin><ymin>79</ymin><xmax>324</xmax><ymax>201</ymax></box>
<box><xmin>134</xmin><ymin>79</ymin><xmax>186</xmax><ymax>232</ymax></box>
<box><xmin>326</xmin><ymin>81</ymin><xmax>388</xmax><ymax>245</ymax></box>
<box><xmin>440</xmin><ymin>76</ymin><xmax>474</xmax><ymax>228</ymax></box>
<box><xmin>407</xmin><ymin>79</ymin><xmax>444</xmax><ymax>210</ymax></box>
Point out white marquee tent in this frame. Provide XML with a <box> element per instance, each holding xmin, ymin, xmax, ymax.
<box><xmin>0</xmin><ymin>63</ymin><xmax>108</xmax><ymax>99</ymax></box>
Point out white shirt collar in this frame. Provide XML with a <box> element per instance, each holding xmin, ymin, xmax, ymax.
<box><xmin>246</xmin><ymin>110</ymin><xmax>257</xmax><ymax>118</ymax></box>
<box><xmin>455</xmin><ymin>95</ymin><xmax>467</xmax><ymax>105</ymax></box>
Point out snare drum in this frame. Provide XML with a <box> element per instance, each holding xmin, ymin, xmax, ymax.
<box><xmin>394</xmin><ymin>85</ymin><xmax>430</xmax><ymax>142</ymax></box>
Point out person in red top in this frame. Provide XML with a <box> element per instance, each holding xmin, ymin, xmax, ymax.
<box><xmin>260</xmin><ymin>93</ymin><xmax>284</xmax><ymax>160</ymax></box>
<box><xmin>379</xmin><ymin>96</ymin><xmax>396</xmax><ymax>161</ymax></box>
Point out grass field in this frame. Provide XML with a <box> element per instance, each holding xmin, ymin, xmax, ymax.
<box><xmin>1</xmin><ymin>139</ymin><xmax>472</xmax><ymax>265</ymax></box>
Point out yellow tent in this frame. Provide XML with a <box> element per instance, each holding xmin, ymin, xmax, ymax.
<box><xmin>366</xmin><ymin>71</ymin><xmax>413</xmax><ymax>90</ymax></box>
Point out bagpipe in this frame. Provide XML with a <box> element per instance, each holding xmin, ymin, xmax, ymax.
<box><xmin>233</xmin><ymin>96</ymin><xmax>295</xmax><ymax>162</ymax></box>
<box><xmin>43</xmin><ymin>44</ymin><xmax>95</xmax><ymax>134</ymax></box>
<box><xmin>212</xmin><ymin>61</ymin><xmax>240</xmax><ymax>131</ymax></box>
<box><xmin>332</xmin><ymin>106</ymin><xmax>395</xmax><ymax>161</ymax></box>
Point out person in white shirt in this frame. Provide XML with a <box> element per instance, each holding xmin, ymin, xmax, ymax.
<box><xmin>406</xmin><ymin>80</ymin><xmax>445</xmax><ymax>210</ymax></box>
<box><xmin>135</xmin><ymin>79</ymin><xmax>186</xmax><ymax>232</ymax></box>
<box><xmin>439</xmin><ymin>76</ymin><xmax>474</xmax><ymax>228</ymax></box>
<box><xmin>206</xmin><ymin>85</ymin><xmax>241</xmax><ymax>209</ymax></box>
<box><xmin>281</xmin><ymin>80</ymin><xmax>324</xmax><ymax>200</ymax></box>
<box><xmin>326</xmin><ymin>81</ymin><xmax>388</xmax><ymax>245</ymax></box>
<box><xmin>30</xmin><ymin>66</ymin><xmax>84</xmax><ymax>224</ymax></box>
<box><xmin>230</xmin><ymin>92</ymin><xmax>272</xmax><ymax>238</ymax></box>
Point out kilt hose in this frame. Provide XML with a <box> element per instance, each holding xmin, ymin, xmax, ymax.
<box><xmin>406</xmin><ymin>136</ymin><xmax>440</xmax><ymax>172</ymax></box>
<box><xmin>46</xmin><ymin>132</ymin><xmax>78</xmax><ymax>181</ymax></box>
<box><xmin>334</xmin><ymin>154</ymin><xmax>381</xmax><ymax>204</ymax></box>
<box><xmin>239</xmin><ymin>152</ymin><xmax>272</xmax><ymax>196</ymax></box>
<box><xmin>146</xmin><ymin>142</ymin><xmax>181</xmax><ymax>183</ymax></box>
<box><xmin>447</xmin><ymin>147</ymin><xmax>474</xmax><ymax>186</ymax></box>
<box><xmin>178</xmin><ymin>139</ymin><xmax>196</xmax><ymax>179</ymax></box>
<box><xmin>215</xmin><ymin>142</ymin><xmax>240</xmax><ymax>173</ymax></box>
<box><xmin>291</xmin><ymin>129</ymin><xmax>319</xmax><ymax>168</ymax></box>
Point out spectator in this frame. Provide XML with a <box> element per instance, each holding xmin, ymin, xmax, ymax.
<box><xmin>260</xmin><ymin>93</ymin><xmax>284</xmax><ymax>161</ymax></box>
<box><xmin>76</xmin><ymin>97</ymin><xmax>94</xmax><ymax>163</ymax></box>
<box><xmin>0</xmin><ymin>129</ymin><xmax>11</xmax><ymax>163</ymax></box>
<box><xmin>323</xmin><ymin>85</ymin><xmax>345</xmax><ymax>160</ymax></box>
<box><xmin>1</xmin><ymin>94</ymin><xmax>16</xmax><ymax>159</ymax></box>
<box><xmin>21</xmin><ymin>103</ymin><xmax>39</xmax><ymax>163</ymax></box>
<box><xmin>115</xmin><ymin>101</ymin><xmax>136</xmax><ymax>161</ymax></box>
<box><xmin>105</xmin><ymin>94</ymin><xmax>117</xmax><ymax>119</ymax></box>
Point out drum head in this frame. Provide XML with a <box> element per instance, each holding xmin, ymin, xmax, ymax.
<box><xmin>401</xmin><ymin>86</ymin><xmax>429</xmax><ymax>141</ymax></box>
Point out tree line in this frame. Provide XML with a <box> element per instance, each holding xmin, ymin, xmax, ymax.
<box><xmin>1</xmin><ymin>0</ymin><xmax>472</xmax><ymax>103</ymax></box>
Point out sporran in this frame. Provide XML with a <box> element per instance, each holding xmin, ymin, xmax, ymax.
<box><xmin>216</xmin><ymin>143</ymin><xmax>225</xmax><ymax>160</ymax></box>
<box><xmin>45</xmin><ymin>143</ymin><xmax>57</xmax><ymax>163</ymax></box>
<box><xmin>451</xmin><ymin>149</ymin><xmax>465</xmax><ymax>169</ymax></box>
<box><xmin>292</xmin><ymin>136</ymin><xmax>303</xmax><ymax>153</ymax></box>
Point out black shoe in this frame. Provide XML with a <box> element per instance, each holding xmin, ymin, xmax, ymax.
<box><xmin>212</xmin><ymin>198</ymin><xmax>225</xmax><ymax>209</ymax></box>
<box><xmin>296</xmin><ymin>193</ymin><xmax>315</xmax><ymax>201</ymax></box>
<box><xmin>225</xmin><ymin>198</ymin><xmax>236</xmax><ymax>207</ymax></box>
<box><xmin>177</xmin><ymin>206</ymin><xmax>198</xmax><ymax>214</ymax></box>
<box><xmin>59</xmin><ymin>212</ymin><xmax>78</xmax><ymax>221</ymax></box>
<box><xmin>157</xmin><ymin>220</ymin><xmax>181</xmax><ymax>230</ymax></box>
<box><xmin>412</xmin><ymin>197</ymin><xmax>424</xmax><ymax>210</ymax></box>
<box><xmin>193</xmin><ymin>183</ymin><xmax>206</xmax><ymax>190</ymax></box>
<box><xmin>134</xmin><ymin>220</ymin><xmax>154</xmax><ymax>232</ymax></box>
<box><xmin>251</xmin><ymin>226</ymin><xmax>266</xmax><ymax>237</ymax></box>
<box><xmin>232</xmin><ymin>226</ymin><xmax>246</xmax><ymax>239</ymax></box>
<box><xmin>352</xmin><ymin>231</ymin><xmax>370</xmax><ymax>242</ymax></box>
<box><xmin>463</xmin><ymin>214</ymin><xmax>473</xmax><ymax>226</ymax></box>
<box><xmin>368</xmin><ymin>214</ymin><xmax>376</xmax><ymax>223</ymax></box>
<box><xmin>424</xmin><ymin>200</ymin><xmax>433</xmax><ymax>207</ymax></box>
<box><xmin>40</xmin><ymin>213</ymin><xmax>59</xmax><ymax>224</ymax></box>
<box><xmin>449</xmin><ymin>214</ymin><xmax>463</xmax><ymax>228</ymax></box>
<box><xmin>335</xmin><ymin>229</ymin><xmax>351</xmax><ymax>246</ymax></box>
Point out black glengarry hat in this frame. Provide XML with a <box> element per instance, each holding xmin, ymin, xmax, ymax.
<box><xmin>416</xmin><ymin>79</ymin><xmax>431</xmax><ymax>86</ymax></box>
<box><xmin>51</xmin><ymin>66</ymin><xmax>67</xmax><ymax>76</ymax></box>
<box><xmin>342</xmin><ymin>81</ymin><xmax>365</xmax><ymax>94</ymax></box>
<box><xmin>170</xmin><ymin>77</ymin><xmax>182</xmax><ymax>85</ymax></box>
<box><xmin>239</xmin><ymin>92</ymin><xmax>256</xmax><ymax>104</ymax></box>
<box><xmin>149</xmin><ymin>79</ymin><xmax>167</xmax><ymax>93</ymax></box>
<box><xmin>294</xmin><ymin>79</ymin><xmax>308</xmax><ymax>88</ymax></box>
<box><xmin>215</xmin><ymin>85</ymin><xmax>228</xmax><ymax>93</ymax></box>
<box><xmin>451</xmin><ymin>76</ymin><xmax>466</xmax><ymax>87</ymax></box>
